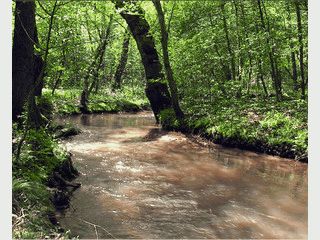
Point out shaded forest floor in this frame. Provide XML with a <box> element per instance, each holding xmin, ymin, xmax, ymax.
<box><xmin>180</xmin><ymin>97</ymin><xmax>307</xmax><ymax>162</ymax></box>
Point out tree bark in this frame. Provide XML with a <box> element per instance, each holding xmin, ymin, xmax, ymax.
<box><xmin>51</xmin><ymin>44</ymin><xmax>66</xmax><ymax>95</ymax></box>
<box><xmin>33</xmin><ymin>27</ymin><xmax>44</xmax><ymax>97</ymax></box>
<box><xmin>36</xmin><ymin>0</ymin><xmax>59</xmax><ymax>97</ymax></box>
<box><xmin>113</xmin><ymin>0</ymin><xmax>172</xmax><ymax>123</ymax></box>
<box><xmin>252</xmin><ymin>12</ymin><xmax>269</xmax><ymax>97</ymax></box>
<box><xmin>12</xmin><ymin>1</ymin><xmax>36</xmax><ymax>120</ymax></box>
<box><xmin>232</xmin><ymin>0</ymin><xmax>243</xmax><ymax>83</ymax></box>
<box><xmin>29</xmin><ymin>9</ymin><xmax>45</xmax><ymax>128</ymax></box>
<box><xmin>152</xmin><ymin>0</ymin><xmax>184</xmax><ymax>119</ymax></box>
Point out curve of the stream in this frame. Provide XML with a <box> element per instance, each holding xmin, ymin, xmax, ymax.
<box><xmin>56</xmin><ymin>112</ymin><xmax>307</xmax><ymax>239</ymax></box>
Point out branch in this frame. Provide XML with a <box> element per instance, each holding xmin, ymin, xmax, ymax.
<box><xmin>167</xmin><ymin>0</ymin><xmax>176</xmax><ymax>35</ymax></box>
<box><xmin>36</xmin><ymin>0</ymin><xmax>50</xmax><ymax>16</ymax></box>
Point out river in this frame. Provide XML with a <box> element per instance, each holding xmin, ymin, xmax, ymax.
<box><xmin>55</xmin><ymin>112</ymin><xmax>307</xmax><ymax>239</ymax></box>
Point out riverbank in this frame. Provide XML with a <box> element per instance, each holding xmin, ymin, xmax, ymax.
<box><xmin>43</xmin><ymin>88</ymin><xmax>150</xmax><ymax>115</ymax></box>
<box><xmin>12</xmin><ymin>124</ymin><xmax>80</xmax><ymax>239</ymax></box>
<box><xmin>160</xmin><ymin>97</ymin><xmax>307</xmax><ymax>162</ymax></box>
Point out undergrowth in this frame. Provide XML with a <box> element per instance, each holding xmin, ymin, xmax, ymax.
<box><xmin>181</xmin><ymin>97</ymin><xmax>307</xmax><ymax>161</ymax></box>
<box><xmin>12</xmin><ymin>114</ymin><xmax>73</xmax><ymax>239</ymax></box>
<box><xmin>43</xmin><ymin>87</ymin><xmax>150</xmax><ymax>115</ymax></box>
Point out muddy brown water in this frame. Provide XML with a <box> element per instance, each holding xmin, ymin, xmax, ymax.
<box><xmin>56</xmin><ymin>112</ymin><xmax>307</xmax><ymax>239</ymax></box>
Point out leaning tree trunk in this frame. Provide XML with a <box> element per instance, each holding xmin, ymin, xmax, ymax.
<box><xmin>80</xmin><ymin>15</ymin><xmax>113</xmax><ymax>113</ymax></box>
<box><xmin>27</xmin><ymin>25</ymin><xmax>45</xmax><ymax>129</ymax></box>
<box><xmin>12</xmin><ymin>1</ymin><xmax>36</xmax><ymax>121</ymax></box>
<box><xmin>113</xmin><ymin>28</ymin><xmax>130</xmax><ymax>91</ymax></box>
<box><xmin>88</xmin><ymin>15</ymin><xmax>114</xmax><ymax>95</ymax></box>
<box><xmin>152</xmin><ymin>0</ymin><xmax>184</xmax><ymax>119</ymax></box>
<box><xmin>113</xmin><ymin>0</ymin><xmax>172</xmax><ymax>123</ymax></box>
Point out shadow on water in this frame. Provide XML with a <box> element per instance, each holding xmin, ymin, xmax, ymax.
<box><xmin>55</xmin><ymin>112</ymin><xmax>307</xmax><ymax>239</ymax></box>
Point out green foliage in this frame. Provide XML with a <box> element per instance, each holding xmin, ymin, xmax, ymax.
<box><xmin>43</xmin><ymin>88</ymin><xmax>149</xmax><ymax>115</ymax></box>
<box><xmin>13</xmin><ymin>128</ymin><xmax>67</xmax><ymax>185</ymax></box>
<box><xmin>32</xmin><ymin>1</ymin><xmax>307</xmax><ymax>160</ymax></box>
<box><xmin>159</xmin><ymin>108</ymin><xmax>180</xmax><ymax>129</ymax></box>
<box><xmin>259</xmin><ymin>111</ymin><xmax>307</xmax><ymax>152</ymax></box>
<box><xmin>12</xmin><ymin>126</ymin><xmax>70</xmax><ymax>239</ymax></box>
<box><xmin>184</xmin><ymin>97</ymin><xmax>307</xmax><ymax>160</ymax></box>
<box><xmin>36</xmin><ymin>95</ymin><xmax>55</xmax><ymax>121</ymax></box>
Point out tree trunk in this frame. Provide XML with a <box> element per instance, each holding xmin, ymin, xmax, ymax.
<box><xmin>27</xmin><ymin>94</ymin><xmax>43</xmax><ymax>129</ymax></box>
<box><xmin>252</xmin><ymin>13</ymin><xmax>269</xmax><ymax>98</ymax></box>
<box><xmin>232</xmin><ymin>0</ymin><xmax>243</xmax><ymax>83</ymax></box>
<box><xmin>295</xmin><ymin>1</ymin><xmax>306</xmax><ymax>99</ymax></box>
<box><xmin>52</xmin><ymin>44</ymin><xmax>66</xmax><ymax>95</ymax></box>
<box><xmin>286</xmin><ymin>1</ymin><xmax>298</xmax><ymax>91</ymax></box>
<box><xmin>88</xmin><ymin>15</ymin><xmax>113</xmax><ymax>95</ymax></box>
<box><xmin>258</xmin><ymin>60</ymin><xmax>269</xmax><ymax>97</ymax></box>
<box><xmin>114</xmin><ymin>0</ymin><xmax>172</xmax><ymax>123</ymax></box>
<box><xmin>33</xmin><ymin>27</ymin><xmax>44</xmax><ymax>97</ymax></box>
<box><xmin>113</xmin><ymin>27</ymin><xmax>130</xmax><ymax>91</ymax></box>
<box><xmin>37</xmin><ymin>0</ymin><xmax>59</xmax><ymax>97</ymax></box>
<box><xmin>81</xmin><ymin>15</ymin><xmax>113</xmax><ymax>113</ymax></box>
<box><xmin>239</xmin><ymin>1</ymin><xmax>254</xmax><ymax>96</ymax></box>
<box><xmin>29</xmin><ymin>10</ymin><xmax>45</xmax><ymax>128</ymax></box>
<box><xmin>257</xmin><ymin>0</ymin><xmax>282</xmax><ymax>101</ymax></box>
<box><xmin>220</xmin><ymin>2</ymin><xmax>236</xmax><ymax>82</ymax></box>
<box><xmin>152</xmin><ymin>0</ymin><xmax>184</xmax><ymax>119</ymax></box>
<box><xmin>12</xmin><ymin>0</ymin><xmax>36</xmax><ymax>120</ymax></box>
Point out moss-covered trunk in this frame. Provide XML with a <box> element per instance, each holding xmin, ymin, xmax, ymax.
<box><xmin>114</xmin><ymin>0</ymin><xmax>172</xmax><ymax>122</ymax></box>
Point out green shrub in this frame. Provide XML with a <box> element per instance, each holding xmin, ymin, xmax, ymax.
<box><xmin>37</xmin><ymin>95</ymin><xmax>54</xmax><ymax>120</ymax></box>
<box><xmin>159</xmin><ymin>108</ymin><xmax>180</xmax><ymax>129</ymax></box>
